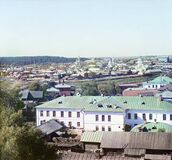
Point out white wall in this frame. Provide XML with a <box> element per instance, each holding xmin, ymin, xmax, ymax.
<box><xmin>84</xmin><ymin>111</ymin><xmax>124</xmax><ymax>131</ymax></box>
<box><xmin>125</xmin><ymin>109</ymin><xmax>172</xmax><ymax>127</ymax></box>
<box><xmin>36</xmin><ymin>108</ymin><xmax>83</xmax><ymax>128</ymax></box>
<box><xmin>36</xmin><ymin>108</ymin><xmax>172</xmax><ymax>131</ymax></box>
<box><xmin>143</xmin><ymin>83</ymin><xmax>163</xmax><ymax>89</ymax></box>
<box><xmin>36</xmin><ymin>109</ymin><xmax>124</xmax><ymax>131</ymax></box>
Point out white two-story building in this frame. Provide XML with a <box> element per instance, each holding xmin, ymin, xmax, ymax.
<box><xmin>36</xmin><ymin>96</ymin><xmax>172</xmax><ymax>131</ymax></box>
<box><xmin>143</xmin><ymin>75</ymin><xmax>172</xmax><ymax>89</ymax></box>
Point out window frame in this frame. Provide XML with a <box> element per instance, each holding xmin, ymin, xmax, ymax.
<box><xmin>108</xmin><ymin>115</ymin><xmax>111</xmax><ymax>122</ymax></box>
<box><xmin>163</xmin><ymin>114</ymin><xmax>166</xmax><ymax>120</ymax></box>
<box><xmin>102</xmin><ymin>115</ymin><xmax>105</xmax><ymax>121</ymax></box>
<box><xmin>61</xmin><ymin>111</ymin><xmax>64</xmax><ymax>117</ymax></box>
<box><xmin>46</xmin><ymin>111</ymin><xmax>49</xmax><ymax>117</ymax></box>
<box><xmin>149</xmin><ymin>114</ymin><xmax>152</xmax><ymax>120</ymax></box>
<box><xmin>53</xmin><ymin>111</ymin><xmax>56</xmax><ymax>117</ymax></box>
<box><xmin>68</xmin><ymin>111</ymin><xmax>72</xmax><ymax>118</ymax></box>
<box><xmin>127</xmin><ymin>113</ymin><xmax>131</xmax><ymax>119</ymax></box>
<box><xmin>77</xmin><ymin>112</ymin><xmax>80</xmax><ymax>118</ymax></box>
<box><xmin>134</xmin><ymin>113</ymin><xmax>138</xmax><ymax>120</ymax></box>
<box><xmin>95</xmin><ymin>115</ymin><xmax>99</xmax><ymax>121</ymax></box>
<box><xmin>40</xmin><ymin>110</ymin><xmax>43</xmax><ymax>117</ymax></box>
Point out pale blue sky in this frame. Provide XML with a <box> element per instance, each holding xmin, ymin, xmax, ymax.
<box><xmin>0</xmin><ymin>0</ymin><xmax>172</xmax><ymax>57</ymax></box>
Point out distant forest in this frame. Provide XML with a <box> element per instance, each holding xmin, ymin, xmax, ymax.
<box><xmin>0</xmin><ymin>56</ymin><xmax>88</xmax><ymax>65</ymax></box>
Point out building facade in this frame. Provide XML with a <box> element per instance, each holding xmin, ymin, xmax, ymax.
<box><xmin>36</xmin><ymin>96</ymin><xmax>172</xmax><ymax>131</ymax></box>
<box><xmin>143</xmin><ymin>75</ymin><xmax>172</xmax><ymax>89</ymax></box>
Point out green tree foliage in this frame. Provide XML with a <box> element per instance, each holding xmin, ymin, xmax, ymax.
<box><xmin>28</xmin><ymin>81</ymin><xmax>42</xmax><ymax>91</ymax></box>
<box><xmin>0</xmin><ymin>56</ymin><xmax>88</xmax><ymax>65</ymax></box>
<box><xmin>124</xmin><ymin>124</ymin><xmax>132</xmax><ymax>132</ymax></box>
<box><xmin>98</xmin><ymin>81</ymin><xmax>116</xmax><ymax>96</ymax></box>
<box><xmin>0</xmin><ymin>89</ymin><xmax>59</xmax><ymax>160</ymax></box>
<box><xmin>81</xmin><ymin>82</ymin><xmax>99</xmax><ymax>96</ymax></box>
<box><xmin>0</xmin><ymin>88</ymin><xmax>24</xmax><ymax>111</ymax></box>
<box><xmin>115</xmin><ymin>85</ymin><xmax>122</xmax><ymax>95</ymax></box>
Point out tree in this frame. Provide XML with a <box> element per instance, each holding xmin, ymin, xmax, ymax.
<box><xmin>0</xmin><ymin>88</ymin><xmax>24</xmax><ymax>111</ymax></box>
<box><xmin>81</xmin><ymin>82</ymin><xmax>99</xmax><ymax>96</ymax></box>
<box><xmin>28</xmin><ymin>81</ymin><xmax>41</xmax><ymax>91</ymax></box>
<box><xmin>98</xmin><ymin>81</ymin><xmax>116</xmax><ymax>96</ymax></box>
<box><xmin>115</xmin><ymin>85</ymin><xmax>122</xmax><ymax>95</ymax></box>
<box><xmin>0</xmin><ymin>89</ymin><xmax>59</xmax><ymax>160</ymax></box>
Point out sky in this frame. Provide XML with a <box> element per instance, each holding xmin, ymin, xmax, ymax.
<box><xmin>0</xmin><ymin>0</ymin><xmax>172</xmax><ymax>57</ymax></box>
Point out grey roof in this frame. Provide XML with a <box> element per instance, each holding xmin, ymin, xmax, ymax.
<box><xmin>124</xmin><ymin>148</ymin><xmax>146</xmax><ymax>156</ymax></box>
<box><xmin>37</xmin><ymin>119</ymin><xmax>63</xmax><ymax>135</ymax></box>
<box><xmin>30</xmin><ymin>91</ymin><xmax>43</xmax><ymax>99</ymax></box>
<box><xmin>101</xmin><ymin>132</ymin><xmax>130</xmax><ymax>149</ymax></box>
<box><xmin>128</xmin><ymin>132</ymin><xmax>172</xmax><ymax>150</ymax></box>
<box><xmin>100</xmin><ymin>132</ymin><xmax>172</xmax><ymax>150</ymax></box>
<box><xmin>20</xmin><ymin>90</ymin><xmax>43</xmax><ymax>100</ymax></box>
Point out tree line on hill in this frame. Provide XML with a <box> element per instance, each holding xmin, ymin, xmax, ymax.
<box><xmin>81</xmin><ymin>81</ymin><xmax>122</xmax><ymax>96</ymax></box>
<box><xmin>0</xmin><ymin>56</ymin><xmax>88</xmax><ymax>65</ymax></box>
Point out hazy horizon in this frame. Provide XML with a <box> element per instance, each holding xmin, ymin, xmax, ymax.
<box><xmin>0</xmin><ymin>0</ymin><xmax>172</xmax><ymax>57</ymax></box>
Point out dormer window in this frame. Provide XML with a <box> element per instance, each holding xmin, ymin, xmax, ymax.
<box><xmin>107</xmin><ymin>104</ymin><xmax>112</xmax><ymax>108</ymax></box>
<box><xmin>142</xmin><ymin>102</ymin><xmax>145</xmax><ymax>105</ymax></box>
<box><xmin>98</xmin><ymin>104</ymin><xmax>103</xmax><ymax>107</ymax></box>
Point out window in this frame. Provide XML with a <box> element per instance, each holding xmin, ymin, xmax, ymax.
<box><xmin>40</xmin><ymin>120</ymin><xmax>45</xmax><ymax>125</ymax></box>
<box><xmin>134</xmin><ymin>113</ymin><xmax>137</xmax><ymax>120</ymax></box>
<box><xmin>53</xmin><ymin>111</ymin><xmax>56</xmax><ymax>117</ymax></box>
<box><xmin>170</xmin><ymin>114</ymin><xmax>172</xmax><ymax>120</ymax></box>
<box><xmin>149</xmin><ymin>114</ymin><xmax>152</xmax><ymax>120</ymax></box>
<box><xmin>95</xmin><ymin>115</ymin><xmax>99</xmax><ymax>121</ymax></box>
<box><xmin>77</xmin><ymin>112</ymin><xmax>80</xmax><ymax>118</ymax></box>
<box><xmin>127</xmin><ymin>113</ymin><xmax>131</xmax><ymax>119</ymax></box>
<box><xmin>61</xmin><ymin>111</ymin><xmax>64</xmax><ymax>117</ymax></box>
<box><xmin>46</xmin><ymin>111</ymin><xmax>49</xmax><ymax>117</ymax></box>
<box><xmin>68</xmin><ymin>111</ymin><xmax>72</xmax><ymax>117</ymax></box>
<box><xmin>68</xmin><ymin>121</ymin><xmax>72</xmax><ymax>127</ymax></box>
<box><xmin>96</xmin><ymin>126</ymin><xmax>99</xmax><ymax>131</ymax></box>
<box><xmin>40</xmin><ymin>111</ymin><xmax>43</xmax><ymax>117</ymax></box>
<box><xmin>102</xmin><ymin>115</ymin><xmax>105</xmax><ymax>121</ymax></box>
<box><xmin>77</xmin><ymin>122</ymin><xmax>80</xmax><ymax>127</ymax></box>
<box><xmin>108</xmin><ymin>126</ymin><xmax>111</xmax><ymax>131</ymax></box>
<box><xmin>142</xmin><ymin>113</ymin><xmax>146</xmax><ymax>120</ymax></box>
<box><xmin>102</xmin><ymin>126</ymin><xmax>105</xmax><ymax>131</ymax></box>
<box><xmin>108</xmin><ymin>115</ymin><xmax>111</xmax><ymax>122</ymax></box>
<box><xmin>163</xmin><ymin>114</ymin><xmax>166</xmax><ymax>120</ymax></box>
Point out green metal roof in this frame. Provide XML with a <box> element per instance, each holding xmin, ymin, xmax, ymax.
<box><xmin>113</xmin><ymin>96</ymin><xmax>172</xmax><ymax>111</ymax></box>
<box><xmin>131</xmin><ymin>122</ymin><xmax>172</xmax><ymax>133</ymax></box>
<box><xmin>80</xmin><ymin>131</ymin><xmax>104</xmax><ymax>143</ymax></box>
<box><xmin>156</xmin><ymin>91</ymin><xmax>172</xmax><ymax>98</ymax></box>
<box><xmin>36</xmin><ymin>96</ymin><xmax>172</xmax><ymax>112</ymax></box>
<box><xmin>150</xmin><ymin>76</ymin><xmax>172</xmax><ymax>84</ymax></box>
<box><xmin>36</xmin><ymin>96</ymin><xmax>124</xmax><ymax>112</ymax></box>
